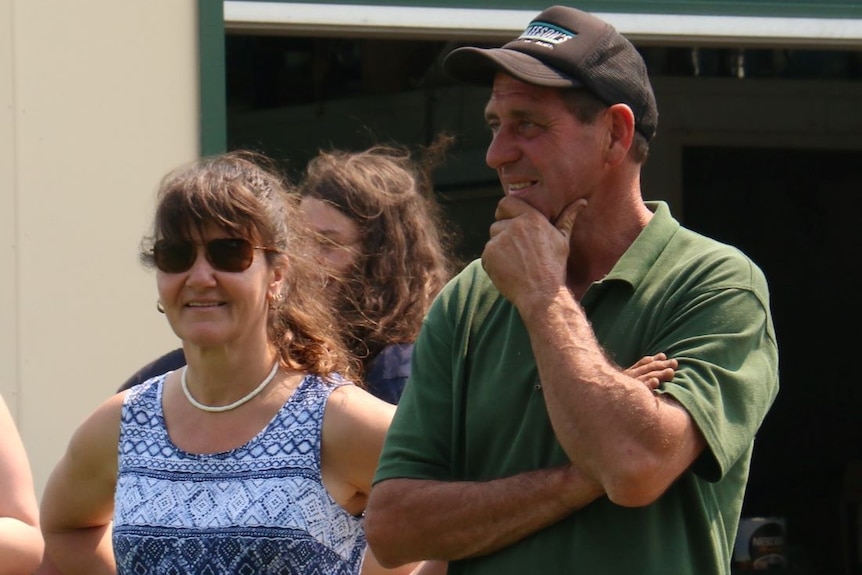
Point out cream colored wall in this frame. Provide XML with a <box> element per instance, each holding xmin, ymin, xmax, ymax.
<box><xmin>0</xmin><ymin>0</ymin><xmax>199</xmax><ymax>499</ymax></box>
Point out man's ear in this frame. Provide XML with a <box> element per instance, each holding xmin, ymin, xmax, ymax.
<box><xmin>605</xmin><ymin>104</ymin><xmax>636</xmax><ymax>165</ymax></box>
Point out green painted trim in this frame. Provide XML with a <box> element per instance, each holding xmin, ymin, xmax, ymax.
<box><xmin>199</xmin><ymin>0</ymin><xmax>227</xmax><ymax>156</ymax></box>
<box><xmin>228</xmin><ymin>0</ymin><xmax>862</xmax><ymax>19</ymax></box>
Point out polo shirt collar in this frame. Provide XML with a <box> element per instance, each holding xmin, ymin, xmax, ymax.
<box><xmin>600</xmin><ymin>201</ymin><xmax>680</xmax><ymax>289</ymax></box>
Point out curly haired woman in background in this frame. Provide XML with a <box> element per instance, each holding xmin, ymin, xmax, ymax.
<box><xmin>299</xmin><ymin>135</ymin><xmax>458</xmax><ymax>403</ymax></box>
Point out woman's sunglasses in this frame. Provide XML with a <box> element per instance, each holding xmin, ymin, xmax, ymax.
<box><xmin>152</xmin><ymin>238</ymin><xmax>275</xmax><ymax>273</ymax></box>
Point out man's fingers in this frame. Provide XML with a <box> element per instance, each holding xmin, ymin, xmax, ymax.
<box><xmin>555</xmin><ymin>199</ymin><xmax>588</xmax><ymax>238</ymax></box>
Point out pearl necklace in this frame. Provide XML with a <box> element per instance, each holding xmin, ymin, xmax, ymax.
<box><xmin>181</xmin><ymin>362</ymin><xmax>279</xmax><ymax>413</ymax></box>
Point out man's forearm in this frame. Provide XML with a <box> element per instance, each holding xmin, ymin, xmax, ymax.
<box><xmin>365</xmin><ymin>465</ymin><xmax>603</xmax><ymax>567</ymax></box>
<box><xmin>523</xmin><ymin>289</ymin><xmax>703</xmax><ymax>506</ymax></box>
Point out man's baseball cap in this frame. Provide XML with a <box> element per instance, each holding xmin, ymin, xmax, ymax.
<box><xmin>443</xmin><ymin>5</ymin><xmax>658</xmax><ymax>141</ymax></box>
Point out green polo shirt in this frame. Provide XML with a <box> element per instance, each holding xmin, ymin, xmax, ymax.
<box><xmin>374</xmin><ymin>201</ymin><xmax>779</xmax><ymax>575</ymax></box>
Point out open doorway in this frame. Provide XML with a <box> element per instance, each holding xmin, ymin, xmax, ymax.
<box><xmin>683</xmin><ymin>146</ymin><xmax>862</xmax><ymax>574</ymax></box>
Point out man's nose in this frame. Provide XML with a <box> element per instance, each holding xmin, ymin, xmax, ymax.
<box><xmin>485</xmin><ymin>129</ymin><xmax>518</xmax><ymax>171</ymax></box>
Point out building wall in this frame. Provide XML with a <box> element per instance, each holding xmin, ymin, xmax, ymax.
<box><xmin>0</xmin><ymin>0</ymin><xmax>199</xmax><ymax>498</ymax></box>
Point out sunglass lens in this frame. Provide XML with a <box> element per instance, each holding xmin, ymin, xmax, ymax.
<box><xmin>207</xmin><ymin>238</ymin><xmax>255</xmax><ymax>272</ymax></box>
<box><xmin>153</xmin><ymin>240</ymin><xmax>195</xmax><ymax>273</ymax></box>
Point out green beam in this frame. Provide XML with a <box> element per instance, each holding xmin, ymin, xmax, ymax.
<box><xmin>227</xmin><ymin>0</ymin><xmax>862</xmax><ymax>19</ymax></box>
<box><xmin>198</xmin><ymin>0</ymin><xmax>227</xmax><ymax>156</ymax></box>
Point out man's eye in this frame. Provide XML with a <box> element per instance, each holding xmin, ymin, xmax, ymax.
<box><xmin>518</xmin><ymin>121</ymin><xmax>544</xmax><ymax>137</ymax></box>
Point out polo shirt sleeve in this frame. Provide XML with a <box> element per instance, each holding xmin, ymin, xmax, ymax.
<box><xmin>656</xmin><ymin>254</ymin><xmax>779</xmax><ymax>482</ymax></box>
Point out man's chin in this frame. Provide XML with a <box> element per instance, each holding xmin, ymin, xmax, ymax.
<box><xmin>497</xmin><ymin>194</ymin><xmax>553</xmax><ymax>221</ymax></box>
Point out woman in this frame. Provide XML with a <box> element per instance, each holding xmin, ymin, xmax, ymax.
<box><xmin>0</xmin><ymin>393</ymin><xmax>43</xmax><ymax>575</ymax></box>
<box><xmin>299</xmin><ymin>138</ymin><xmax>458</xmax><ymax>403</ymax></box>
<box><xmin>119</xmin><ymin>139</ymin><xmax>459</xmax><ymax>405</ymax></box>
<box><xmin>40</xmin><ymin>151</ymin><xmax>422</xmax><ymax>575</ymax></box>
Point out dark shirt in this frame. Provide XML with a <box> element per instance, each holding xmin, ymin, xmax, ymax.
<box><xmin>364</xmin><ymin>343</ymin><xmax>413</xmax><ymax>405</ymax></box>
<box><xmin>117</xmin><ymin>348</ymin><xmax>186</xmax><ymax>392</ymax></box>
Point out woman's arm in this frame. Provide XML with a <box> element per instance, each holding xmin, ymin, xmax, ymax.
<box><xmin>361</xmin><ymin>545</ymin><xmax>446</xmax><ymax>575</ymax></box>
<box><xmin>321</xmin><ymin>385</ymin><xmax>397</xmax><ymax>510</ymax></box>
<box><xmin>0</xmin><ymin>394</ymin><xmax>44</xmax><ymax>575</ymax></box>
<box><xmin>323</xmin><ymin>385</ymin><xmax>434</xmax><ymax>575</ymax></box>
<box><xmin>40</xmin><ymin>394</ymin><xmax>124</xmax><ymax>575</ymax></box>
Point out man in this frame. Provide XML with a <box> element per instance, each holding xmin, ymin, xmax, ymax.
<box><xmin>364</xmin><ymin>5</ymin><xmax>779</xmax><ymax>575</ymax></box>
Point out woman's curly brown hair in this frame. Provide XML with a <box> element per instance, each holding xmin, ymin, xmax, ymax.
<box><xmin>300</xmin><ymin>135</ymin><xmax>459</xmax><ymax>375</ymax></box>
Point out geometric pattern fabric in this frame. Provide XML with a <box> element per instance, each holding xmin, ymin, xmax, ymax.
<box><xmin>113</xmin><ymin>373</ymin><xmax>365</xmax><ymax>574</ymax></box>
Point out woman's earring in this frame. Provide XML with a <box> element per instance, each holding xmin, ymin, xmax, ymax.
<box><xmin>156</xmin><ymin>301</ymin><xmax>165</xmax><ymax>314</ymax></box>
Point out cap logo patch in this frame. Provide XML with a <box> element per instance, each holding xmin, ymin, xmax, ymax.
<box><xmin>517</xmin><ymin>21</ymin><xmax>575</xmax><ymax>48</ymax></box>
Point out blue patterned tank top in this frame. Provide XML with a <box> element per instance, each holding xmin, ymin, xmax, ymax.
<box><xmin>113</xmin><ymin>373</ymin><xmax>366</xmax><ymax>575</ymax></box>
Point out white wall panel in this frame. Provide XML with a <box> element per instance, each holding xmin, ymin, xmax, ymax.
<box><xmin>4</xmin><ymin>0</ymin><xmax>198</xmax><ymax>497</ymax></box>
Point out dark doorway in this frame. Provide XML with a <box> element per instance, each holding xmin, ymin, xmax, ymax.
<box><xmin>682</xmin><ymin>146</ymin><xmax>862</xmax><ymax>575</ymax></box>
